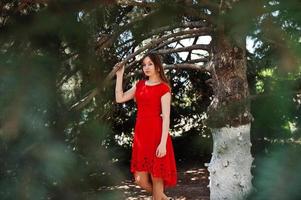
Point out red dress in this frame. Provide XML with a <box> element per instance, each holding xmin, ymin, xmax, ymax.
<box><xmin>130</xmin><ymin>79</ymin><xmax>177</xmax><ymax>188</ymax></box>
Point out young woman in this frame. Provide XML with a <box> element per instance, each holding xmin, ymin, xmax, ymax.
<box><xmin>115</xmin><ymin>53</ymin><xmax>177</xmax><ymax>200</ymax></box>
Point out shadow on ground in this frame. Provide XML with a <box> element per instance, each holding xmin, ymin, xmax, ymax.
<box><xmin>100</xmin><ymin>162</ymin><xmax>210</xmax><ymax>200</ymax></box>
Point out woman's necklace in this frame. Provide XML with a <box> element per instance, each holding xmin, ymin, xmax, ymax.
<box><xmin>146</xmin><ymin>80</ymin><xmax>161</xmax><ymax>85</ymax></box>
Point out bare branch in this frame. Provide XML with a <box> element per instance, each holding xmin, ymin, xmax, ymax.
<box><xmin>155</xmin><ymin>44</ymin><xmax>210</xmax><ymax>54</ymax></box>
<box><xmin>156</xmin><ymin>33</ymin><xmax>205</xmax><ymax>50</ymax></box>
<box><xmin>69</xmin><ymin>88</ymin><xmax>98</xmax><ymax>111</ymax></box>
<box><xmin>163</xmin><ymin>63</ymin><xmax>211</xmax><ymax>72</ymax></box>
<box><xmin>116</xmin><ymin>0</ymin><xmax>158</xmax><ymax>9</ymax></box>
<box><xmin>187</xmin><ymin>58</ymin><xmax>209</xmax><ymax>63</ymax></box>
<box><xmin>56</xmin><ymin>67</ymin><xmax>79</xmax><ymax>88</ymax></box>
<box><xmin>186</xmin><ymin>36</ymin><xmax>199</xmax><ymax>61</ymax></box>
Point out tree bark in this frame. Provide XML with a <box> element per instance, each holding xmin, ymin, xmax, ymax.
<box><xmin>206</xmin><ymin>24</ymin><xmax>253</xmax><ymax>199</ymax></box>
<box><xmin>207</xmin><ymin>124</ymin><xmax>253</xmax><ymax>200</ymax></box>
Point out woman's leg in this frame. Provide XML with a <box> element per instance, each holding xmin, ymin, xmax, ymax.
<box><xmin>150</xmin><ymin>174</ymin><xmax>169</xmax><ymax>200</ymax></box>
<box><xmin>134</xmin><ymin>171</ymin><xmax>153</xmax><ymax>193</ymax></box>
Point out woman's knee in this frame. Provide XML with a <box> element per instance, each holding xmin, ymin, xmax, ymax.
<box><xmin>134</xmin><ymin>173</ymin><xmax>151</xmax><ymax>187</ymax></box>
<box><xmin>150</xmin><ymin>175</ymin><xmax>164</xmax><ymax>185</ymax></box>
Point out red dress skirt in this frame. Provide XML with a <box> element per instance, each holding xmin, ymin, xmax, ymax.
<box><xmin>130</xmin><ymin>79</ymin><xmax>177</xmax><ymax>188</ymax></box>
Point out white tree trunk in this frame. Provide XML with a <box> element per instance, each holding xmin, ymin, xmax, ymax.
<box><xmin>207</xmin><ymin>123</ymin><xmax>253</xmax><ymax>200</ymax></box>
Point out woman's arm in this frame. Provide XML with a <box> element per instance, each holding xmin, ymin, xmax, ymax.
<box><xmin>115</xmin><ymin>64</ymin><xmax>136</xmax><ymax>103</ymax></box>
<box><xmin>156</xmin><ymin>91</ymin><xmax>171</xmax><ymax>158</ymax></box>
<box><xmin>160</xmin><ymin>92</ymin><xmax>171</xmax><ymax>145</ymax></box>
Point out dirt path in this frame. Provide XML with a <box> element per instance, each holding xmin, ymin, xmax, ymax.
<box><xmin>100</xmin><ymin>163</ymin><xmax>210</xmax><ymax>200</ymax></box>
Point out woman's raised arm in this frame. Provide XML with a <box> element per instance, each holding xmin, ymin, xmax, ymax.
<box><xmin>115</xmin><ymin>63</ymin><xmax>136</xmax><ymax>103</ymax></box>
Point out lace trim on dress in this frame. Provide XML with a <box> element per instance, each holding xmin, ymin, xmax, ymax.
<box><xmin>130</xmin><ymin>156</ymin><xmax>177</xmax><ymax>185</ymax></box>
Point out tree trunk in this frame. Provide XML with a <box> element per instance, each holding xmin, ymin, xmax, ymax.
<box><xmin>206</xmin><ymin>26</ymin><xmax>253</xmax><ymax>199</ymax></box>
<box><xmin>207</xmin><ymin>124</ymin><xmax>253</xmax><ymax>200</ymax></box>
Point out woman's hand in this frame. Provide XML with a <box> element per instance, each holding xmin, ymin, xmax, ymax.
<box><xmin>115</xmin><ymin>62</ymin><xmax>125</xmax><ymax>77</ymax></box>
<box><xmin>156</xmin><ymin>142</ymin><xmax>167</xmax><ymax>158</ymax></box>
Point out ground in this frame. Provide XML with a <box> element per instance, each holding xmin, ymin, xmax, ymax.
<box><xmin>100</xmin><ymin>161</ymin><xmax>210</xmax><ymax>200</ymax></box>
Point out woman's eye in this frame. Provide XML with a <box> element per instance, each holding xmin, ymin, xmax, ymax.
<box><xmin>142</xmin><ymin>63</ymin><xmax>153</xmax><ymax>67</ymax></box>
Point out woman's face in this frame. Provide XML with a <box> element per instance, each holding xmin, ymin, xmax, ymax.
<box><xmin>142</xmin><ymin>56</ymin><xmax>158</xmax><ymax>77</ymax></box>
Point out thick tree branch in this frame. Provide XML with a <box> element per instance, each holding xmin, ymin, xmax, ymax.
<box><xmin>163</xmin><ymin>63</ymin><xmax>211</xmax><ymax>72</ymax></box>
<box><xmin>186</xmin><ymin>36</ymin><xmax>199</xmax><ymax>61</ymax></box>
<box><xmin>56</xmin><ymin>66</ymin><xmax>79</xmax><ymax>88</ymax></box>
<box><xmin>154</xmin><ymin>32</ymin><xmax>209</xmax><ymax>51</ymax></box>
<box><xmin>187</xmin><ymin>57</ymin><xmax>209</xmax><ymax>63</ymax></box>
<box><xmin>69</xmin><ymin>88</ymin><xmax>98</xmax><ymax>111</ymax></box>
<box><xmin>155</xmin><ymin>44</ymin><xmax>210</xmax><ymax>54</ymax></box>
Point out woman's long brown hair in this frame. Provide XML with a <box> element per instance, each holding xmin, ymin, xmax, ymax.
<box><xmin>141</xmin><ymin>53</ymin><xmax>171</xmax><ymax>87</ymax></box>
